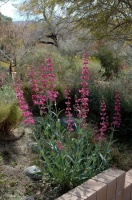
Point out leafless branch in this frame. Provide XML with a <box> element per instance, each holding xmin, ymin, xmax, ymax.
<box><xmin>0</xmin><ymin>49</ymin><xmax>13</xmax><ymax>62</ymax></box>
<box><xmin>0</xmin><ymin>0</ymin><xmax>10</xmax><ymax>8</ymax></box>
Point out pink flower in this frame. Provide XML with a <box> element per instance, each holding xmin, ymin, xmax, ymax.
<box><xmin>22</xmin><ymin>111</ymin><xmax>32</xmax><ymax>117</ymax></box>
<box><xmin>94</xmin><ymin>127</ymin><xmax>105</xmax><ymax>143</ymax></box>
<box><xmin>57</xmin><ymin>141</ymin><xmax>65</xmax><ymax>150</ymax></box>
<box><xmin>24</xmin><ymin>117</ymin><xmax>34</xmax><ymax>125</ymax></box>
<box><xmin>15</xmin><ymin>80</ymin><xmax>34</xmax><ymax>125</ymax></box>
<box><xmin>29</xmin><ymin>57</ymin><xmax>58</xmax><ymax>112</ymax></box>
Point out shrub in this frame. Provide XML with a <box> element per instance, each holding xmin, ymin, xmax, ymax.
<box><xmin>109</xmin><ymin>69</ymin><xmax>132</xmax><ymax>139</ymax></box>
<box><xmin>94</xmin><ymin>46</ymin><xmax>122</xmax><ymax>78</ymax></box>
<box><xmin>0</xmin><ymin>85</ymin><xmax>23</xmax><ymax>137</ymax></box>
<box><xmin>0</xmin><ymin>85</ymin><xmax>16</xmax><ymax>103</ymax></box>
<box><xmin>0</xmin><ymin>101</ymin><xmax>22</xmax><ymax>137</ymax></box>
<box><xmin>88</xmin><ymin>57</ymin><xmax>104</xmax><ymax>83</ymax></box>
<box><xmin>0</xmin><ymin>70</ymin><xmax>10</xmax><ymax>87</ymax></box>
<box><xmin>88</xmin><ymin>67</ymin><xmax>132</xmax><ymax>140</ymax></box>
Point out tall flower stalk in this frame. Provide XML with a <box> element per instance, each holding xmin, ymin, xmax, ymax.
<box><xmin>75</xmin><ymin>54</ymin><xmax>89</xmax><ymax>123</ymax></box>
<box><xmin>111</xmin><ymin>91</ymin><xmax>121</xmax><ymax>129</ymax></box>
<box><xmin>100</xmin><ymin>98</ymin><xmax>108</xmax><ymax>138</ymax></box>
<box><xmin>94</xmin><ymin>98</ymin><xmax>108</xmax><ymax>142</ymax></box>
<box><xmin>15</xmin><ymin>79</ymin><xmax>34</xmax><ymax>125</ymax></box>
<box><xmin>65</xmin><ymin>87</ymin><xmax>74</xmax><ymax>132</ymax></box>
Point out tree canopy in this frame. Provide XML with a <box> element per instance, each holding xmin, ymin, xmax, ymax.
<box><xmin>17</xmin><ymin>0</ymin><xmax>132</xmax><ymax>45</ymax></box>
<box><xmin>56</xmin><ymin>0</ymin><xmax>132</xmax><ymax>45</ymax></box>
<box><xmin>15</xmin><ymin>0</ymin><xmax>67</xmax><ymax>48</ymax></box>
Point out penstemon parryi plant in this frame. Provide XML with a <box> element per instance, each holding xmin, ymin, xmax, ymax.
<box><xmin>15</xmin><ymin>54</ymin><xmax>121</xmax><ymax>191</ymax></box>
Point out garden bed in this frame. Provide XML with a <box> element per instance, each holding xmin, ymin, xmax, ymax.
<box><xmin>0</xmin><ymin>125</ymin><xmax>132</xmax><ymax>200</ymax></box>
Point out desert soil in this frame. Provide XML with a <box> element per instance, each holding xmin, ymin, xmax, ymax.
<box><xmin>0</xmin><ymin>127</ymin><xmax>49</xmax><ymax>200</ymax></box>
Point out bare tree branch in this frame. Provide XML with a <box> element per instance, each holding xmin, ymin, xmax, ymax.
<box><xmin>0</xmin><ymin>0</ymin><xmax>10</xmax><ymax>8</ymax></box>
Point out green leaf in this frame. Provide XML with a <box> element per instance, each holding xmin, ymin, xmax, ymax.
<box><xmin>56</xmin><ymin>120</ymin><xmax>61</xmax><ymax>129</ymax></box>
<box><xmin>99</xmin><ymin>153</ymin><xmax>105</xmax><ymax>161</ymax></box>
<box><xmin>65</xmin><ymin>155</ymin><xmax>74</xmax><ymax>164</ymax></box>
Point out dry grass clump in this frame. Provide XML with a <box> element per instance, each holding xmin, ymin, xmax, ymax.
<box><xmin>0</xmin><ymin>101</ymin><xmax>23</xmax><ymax>139</ymax></box>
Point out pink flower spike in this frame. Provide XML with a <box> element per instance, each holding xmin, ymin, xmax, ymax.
<box><xmin>111</xmin><ymin>91</ymin><xmax>121</xmax><ymax>129</ymax></box>
<box><xmin>99</xmin><ymin>98</ymin><xmax>108</xmax><ymax>139</ymax></box>
<box><xmin>75</xmin><ymin>55</ymin><xmax>90</xmax><ymax>122</ymax></box>
<box><xmin>15</xmin><ymin>79</ymin><xmax>34</xmax><ymax>126</ymax></box>
<box><xmin>65</xmin><ymin>87</ymin><xmax>74</xmax><ymax>132</ymax></box>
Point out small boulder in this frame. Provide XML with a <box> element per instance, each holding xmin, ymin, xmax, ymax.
<box><xmin>25</xmin><ymin>165</ymin><xmax>42</xmax><ymax>181</ymax></box>
<box><xmin>28</xmin><ymin>142</ymin><xmax>40</xmax><ymax>154</ymax></box>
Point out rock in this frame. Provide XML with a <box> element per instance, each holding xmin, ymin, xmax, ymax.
<box><xmin>25</xmin><ymin>165</ymin><xmax>42</xmax><ymax>181</ymax></box>
<box><xmin>28</xmin><ymin>142</ymin><xmax>40</xmax><ymax>154</ymax></box>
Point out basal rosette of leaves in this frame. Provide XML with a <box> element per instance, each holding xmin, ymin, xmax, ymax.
<box><xmin>34</xmin><ymin>116</ymin><xmax>112</xmax><ymax>190</ymax></box>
